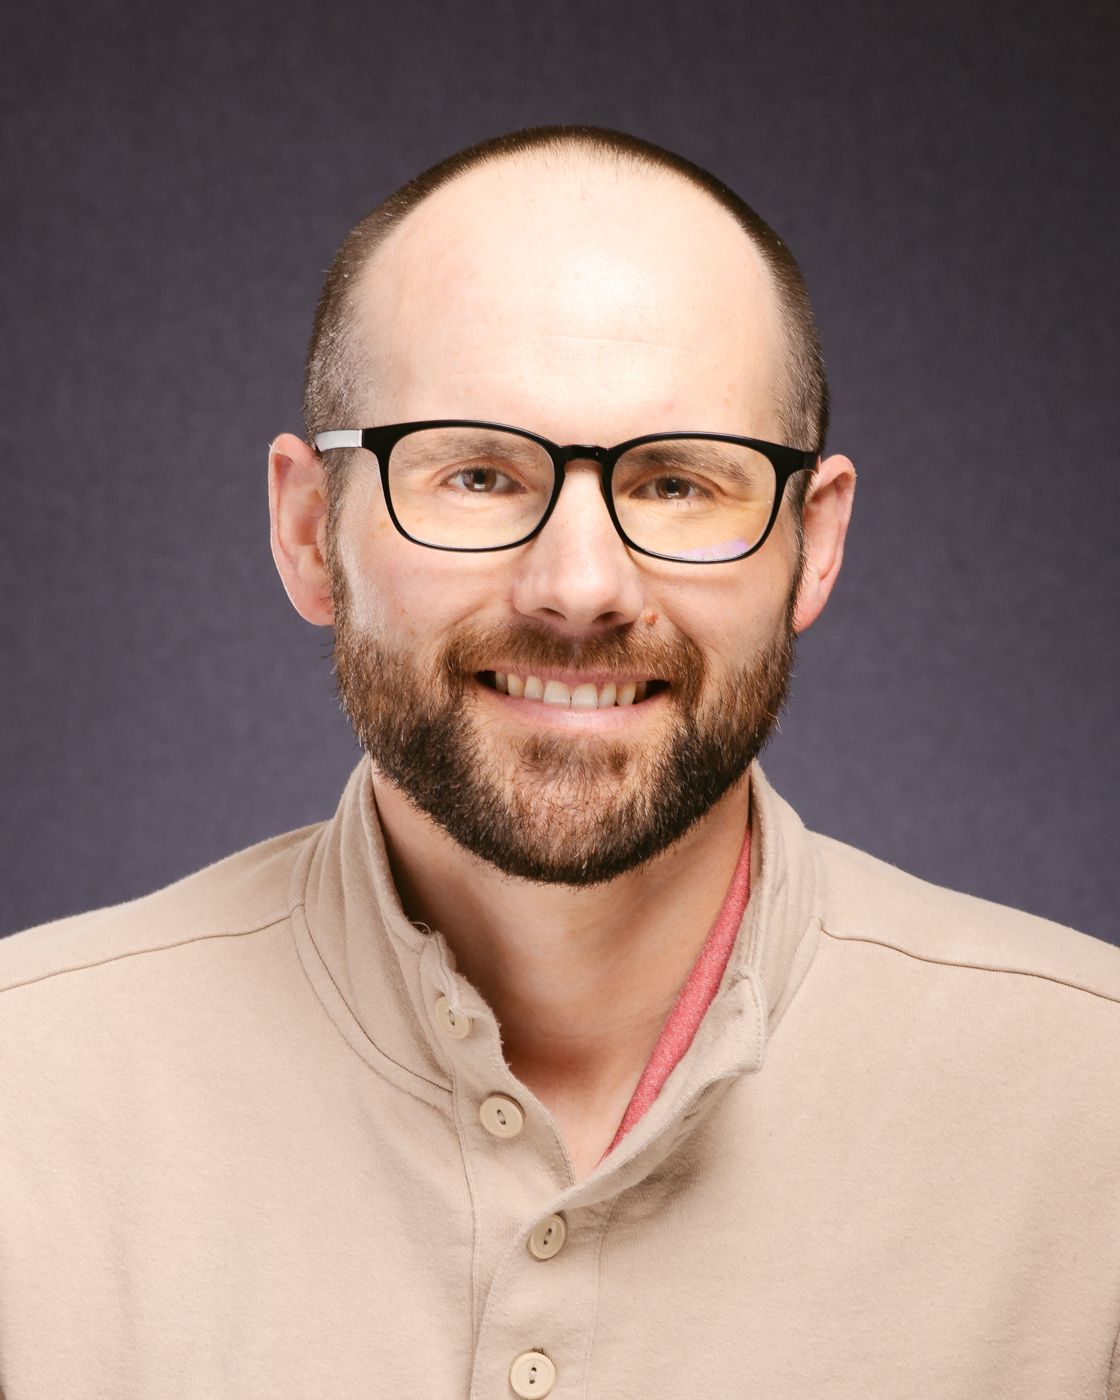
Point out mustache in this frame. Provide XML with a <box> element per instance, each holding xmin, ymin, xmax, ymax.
<box><xmin>441</xmin><ymin>620</ymin><xmax>707</xmax><ymax>690</ymax></box>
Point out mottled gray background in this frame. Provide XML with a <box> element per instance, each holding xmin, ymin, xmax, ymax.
<box><xmin>2</xmin><ymin>0</ymin><xmax>1117</xmax><ymax>945</ymax></box>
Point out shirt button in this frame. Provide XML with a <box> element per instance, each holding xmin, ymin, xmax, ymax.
<box><xmin>479</xmin><ymin>1094</ymin><xmax>525</xmax><ymax>1139</ymax></box>
<box><xmin>509</xmin><ymin>1350</ymin><xmax>556</xmax><ymax>1397</ymax></box>
<box><xmin>434</xmin><ymin>994</ymin><xmax>472</xmax><ymax>1040</ymax></box>
<box><xmin>527</xmin><ymin>1213</ymin><xmax>567</xmax><ymax>1260</ymax></box>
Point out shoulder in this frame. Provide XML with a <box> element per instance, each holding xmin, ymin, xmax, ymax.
<box><xmin>0</xmin><ymin>820</ymin><xmax>324</xmax><ymax>998</ymax></box>
<box><xmin>809</xmin><ymin>830</ymin><xmax>1120</xmax><ymax>1005</ymax></box>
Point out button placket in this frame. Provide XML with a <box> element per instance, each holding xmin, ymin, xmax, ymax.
<box><xmin>467</xmin><ymin>1193</ymin><xmax>615</xmax><ymax>1398</ymax></box>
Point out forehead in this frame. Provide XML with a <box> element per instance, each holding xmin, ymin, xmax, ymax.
<box><xmin>350</xmin><ymin>154</ymin><xmax>787</xmax><ymax>440</ymax></box>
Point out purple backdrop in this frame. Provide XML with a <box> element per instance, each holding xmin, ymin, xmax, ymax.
<box><xmin>2</xmin><ymin>0</ymin><xmax>1117</xmax><ymax>945</ymax></box>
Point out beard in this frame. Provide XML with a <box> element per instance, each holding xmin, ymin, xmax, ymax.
<box><xmin>328</xmin><ymin>555</ymin><xmax>802</xmax><ymax>888</ymax></box>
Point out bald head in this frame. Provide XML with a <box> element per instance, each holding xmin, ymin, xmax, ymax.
<box><xmin>303</xmin><ymin>127</ymin><xmax>829</xmax><ymax>509</ymax></box>
<box><xmin>362</xmin><ymin>156</ymin><xmax>787</xmax><ymax>445</ymax></box>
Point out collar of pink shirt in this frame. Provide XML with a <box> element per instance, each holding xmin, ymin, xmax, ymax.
<box><xmin>602</xmin><ymin>821</ymin><xmax>752</xmax><ymax>1159</ymax></box>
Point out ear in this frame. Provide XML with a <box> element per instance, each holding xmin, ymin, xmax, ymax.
<box><xmin>792</xmin><ymin>452</ymin><xmax>857</xmax><ymax>635</ymax></box>
<box><xmin>268</xmin><ymin>432</ymin><xmax>334</xmax><ymax>625</ymax></box>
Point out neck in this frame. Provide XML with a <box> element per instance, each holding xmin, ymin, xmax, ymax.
<box><xmin>371</xmin><ymin>770</ymin><xmax>751</xmax><ymax>1169</ymax></box>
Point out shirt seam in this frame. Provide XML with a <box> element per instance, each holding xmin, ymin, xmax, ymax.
<box><xmin>821</xmin><ymin>927</ymin><xmax>1120</xmax><ymax>1006</ymax></box>
<box><xmin>579</xmin><ymin>1195</ymin><xmax>622</xmax><ymax>1400</ymax></box>
<box><xmin>1108</xmin><ymin>1299</ymin><xmax>1120</xmax><ymax>1400</ymax></box>
<box><xmin>446</xmin><ymin>1052</ymin><xmax>485</xmax><ymax>1342</ymax></box>
<box><xmin>0</xmin><ymin>915</ymin><xmax>291</xmax><ymax>997</ymax></box>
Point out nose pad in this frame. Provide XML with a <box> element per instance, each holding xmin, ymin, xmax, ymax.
<box><xmin>512</xmin><ymin>462</ymin><xmax>644</xmax><ymax>629</ymax></box>
<box><xmin>545</xmin><ymin>461</ymin><xmax>618</xmax><ymax>540</ymax></box>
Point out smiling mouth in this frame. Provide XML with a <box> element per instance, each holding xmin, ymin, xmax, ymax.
<box><xmin>476</xmin><ymin>670</ymin><xmax>670</xmax><ymax>710</ymax></box>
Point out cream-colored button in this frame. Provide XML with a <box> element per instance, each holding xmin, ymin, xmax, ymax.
<box><xmin>479</xmin><ymin>1094</ymin><xmax>524</xmax><ymax>1139</ymax></box>
<box><xmin>434</xmin><ymin>994</ymin><xmax>472</xmax><ymax>1040</ymax></box>
<box><xmin>509</xmin><ymin>1350</ymin><xmax>556</xmax><ymax>1397</ymax></box>
<box><xmin>527</xmin><ymin>1213</ymin><xmax>566</xmax><ymax>1260</ymax></box>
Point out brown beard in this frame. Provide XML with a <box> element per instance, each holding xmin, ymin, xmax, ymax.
<box><xmin>328</xmin><ymin>553</ymin><xmax>801</xmax><ymax>887</ymax></box>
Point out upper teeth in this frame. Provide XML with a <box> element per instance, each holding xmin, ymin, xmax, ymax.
<box><xmin>492</xmin><ymin>673</ymin><xmax>649</xmax><ymax>708</ymax></box>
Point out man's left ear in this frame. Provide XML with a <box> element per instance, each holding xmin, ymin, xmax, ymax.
<box><xmin>792</xmin><ymin>453</ymin><xmax>857</xmax><ymax>634</ymax></box>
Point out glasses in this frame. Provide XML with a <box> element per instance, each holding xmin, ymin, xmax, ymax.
<box><xmin>313</xmin><ymin>420</ymin><xmax>817</xmax><ymax>564</ymax></box>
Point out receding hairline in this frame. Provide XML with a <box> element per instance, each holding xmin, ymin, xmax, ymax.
<box><xmin>345</xmin><ymin>146</ymin><xmax>791</xmax><ymax>440</ymax></box>
<box><xmin>303</xmin><ymin>125</ymin><xmax>830</xmax><ymax>480</ymax></box>
<box><xmin>359</xmin><ymin>142</ymin><xmax>780</xmax><ymax>303</ymax></box>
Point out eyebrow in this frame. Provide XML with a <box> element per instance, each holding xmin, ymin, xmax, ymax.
<box><xmin>397</xmin><ymin>431</ymin><xmax>541</xmax><ymax>466</ymax></box>
<box><xmin>621</xmin><ymin>440</ymin><xmax>767</xmax><ymax>483</ymax></box>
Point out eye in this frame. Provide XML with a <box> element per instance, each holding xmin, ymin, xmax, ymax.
<box><xmin>445</xmin><ymin>464</ymin><xmax>521</xmax><ymax>494</ymax></box>
<box><xmin>634</xmin><ymin>474</ymin><xmax>713</xmax><ymax>502</ymax></box>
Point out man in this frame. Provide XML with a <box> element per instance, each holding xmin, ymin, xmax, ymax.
<box><xmin>1</xmin><ymin>126</ymin><xmax>1117</xmax><ymax>1399</ymax></box>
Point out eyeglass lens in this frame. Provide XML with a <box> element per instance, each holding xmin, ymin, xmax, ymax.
<box><xmin>386</xmin><ymin>426</ymin><xmax>777</xmax><ymax>561</ymax></box>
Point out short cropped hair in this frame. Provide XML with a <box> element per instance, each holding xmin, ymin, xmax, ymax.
<box><xmin>303</xmin><ymin>125</ymin><xmax>830</xmax><ymax>520</ymax></box>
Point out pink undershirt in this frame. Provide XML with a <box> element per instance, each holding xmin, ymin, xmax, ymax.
<box><xmin>602</xmin><ymin>821</ymin><xmax>752</xmax><ymax>1159</ymax></box>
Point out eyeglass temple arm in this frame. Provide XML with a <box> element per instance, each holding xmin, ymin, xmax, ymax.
<box><xmin>314</xmin><ymin>430</ymin><xmax>363</xmax><ymax>451</ymax></box>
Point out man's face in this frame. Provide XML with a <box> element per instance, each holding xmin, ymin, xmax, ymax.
<box><xmin>326</xmin><ymin>157</ymin><xmax>805</xmax><ymax>886</ymax></box>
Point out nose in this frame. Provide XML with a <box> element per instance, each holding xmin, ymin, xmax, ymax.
<box><xmin>509</xmin><ymin>462</ymin><xmax>646</xmax><ymax>633</ymax></box>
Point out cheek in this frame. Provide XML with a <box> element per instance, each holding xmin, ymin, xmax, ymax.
<box><xmin>341</xmin><ymin>526</ymin><xmax>510</xmax><ymax>652</ymax></box>
<box><xmin>659</xmin><ymin>567</ymin><xmax>793</xmax><ymax>672</ymax></box>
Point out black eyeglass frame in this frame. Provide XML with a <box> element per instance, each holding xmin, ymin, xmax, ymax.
<box><xmin>313</xmin><ymin>419</ymin><xmax>818</xmax><ymax>565</ymax></box>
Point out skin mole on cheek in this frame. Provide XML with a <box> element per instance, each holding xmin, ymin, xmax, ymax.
<box><xmin>643</xmin><ymin>611</ymin><xmax>659</xmax><ymax>626</ymax></box>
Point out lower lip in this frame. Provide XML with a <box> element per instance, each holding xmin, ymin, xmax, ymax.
<box><xmin>473</xmin><ymin>678</ymin><xmax>670</xmax><ymax>731</ymax></box>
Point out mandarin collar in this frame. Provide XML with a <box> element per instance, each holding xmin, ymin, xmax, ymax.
<box><xmin>289</xmin><ymin>755</ymin><xmax>823</xmax><ymax>1193</ymax></box>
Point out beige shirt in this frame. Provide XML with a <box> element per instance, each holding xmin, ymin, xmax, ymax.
<box><xmin>2</xmin><ymin>759</ymin><xmax>1119</xmax><ymax>1399</ymax></box>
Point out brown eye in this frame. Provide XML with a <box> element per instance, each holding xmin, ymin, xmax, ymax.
<box><xmin>656</xmin><ymin>476</ymin><xmax>695</xmax><ymax>499</ymax></box>
<box><xmin>633</xmin><ymin>474</ymin><xmax>712</xmax><ymax>502</ymax></box>
<box><xmin>447</xmin><ymin>465</ymin><xmax>519</xmax><ymax>494</ymax></box>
